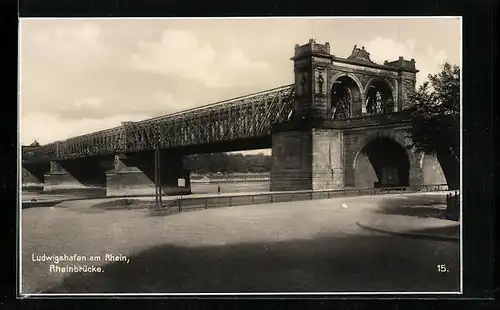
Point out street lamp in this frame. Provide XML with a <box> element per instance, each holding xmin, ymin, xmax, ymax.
<box><xmin>154</xmin><ymin>126</ymin><xmax>162</xmax><ymax>209</ymax></box>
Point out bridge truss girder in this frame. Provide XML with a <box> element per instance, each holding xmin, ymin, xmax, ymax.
<box><xmin>22</xmin><ymin>85</ymin><xmax>295</xmax><ymax>163</ymax></box>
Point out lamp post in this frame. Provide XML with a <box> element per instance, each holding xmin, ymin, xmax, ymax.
<box><xmin>154</xmin><ymin>126</ymin><xmax>162</xmax><ymax>209</ymax></box>
<box><xmin>154</xmin><ymin>146</ymin><xmax>158</xmax><ymax>208</ymax></box>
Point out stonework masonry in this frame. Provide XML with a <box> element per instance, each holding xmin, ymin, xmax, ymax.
<box><xmin>342</xmin><ymin>125</ymin><xmax>423</xmax><ymax>187</ymax></box>
<box><xmin>43</xmin><ymin>159</ymin><xmax>112</xmax><ymax>192</ymax></box>
<box><xmin>269</xmin><ymin>40</ymin><xmax>438</xmax><ymax>192</ymax></box>
<box><xmin>271</xmin><ymin>124</ymin><xmax>444</xmax><ymax>191</ymax></box>
<box><xmin>311</xmin><ymin>129</ymin><xmax>344</xmax><ymax>190</ymax></box>
<box><xmin>270</xmin><ymin>128</ymin><xmax>345</xmax><ymax>191</ymax></box>
<box><xmin>106</xmin><ymin>152</ymin><xmax>191</xmax><ymax>196</ymax></box>
<box><xmin>270</xmin><ymin>131</ymin><xmax>312</xmax><ymax>191</ymax></box>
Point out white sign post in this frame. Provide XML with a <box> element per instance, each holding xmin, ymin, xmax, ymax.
<box><xmin>177</xmin><ymin>178</ymin><xmax>185</xmax><ymax>187</ymax></box>
<box><xmin>178</xmin><ymin>178</ymin><xmax>185</xmax><ymax>202</ymax></box>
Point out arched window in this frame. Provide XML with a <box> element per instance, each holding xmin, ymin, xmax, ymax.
<box><xmin>330</xmin><ymin>76</ymin><xmax>361</xmax><ymax>120</ymax></box>
<box><xmin>364</xmin><ymin>80</ymin><xmax>394</xmax><ymax>115</ymax></box>
<box><xmin>332</xmin><ymin>85</ymin><xmax>352</xmax><ymax>120</ymax></box>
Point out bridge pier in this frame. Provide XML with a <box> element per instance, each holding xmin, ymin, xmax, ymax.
<box><xmin>421</xmin><ymin>153</ymin><xmax>447</xmax><ymax>185</ymax></box>
<box><xmin>43</xmin><ymin>158</ymin><xmax>112</xmax><ymax>195</ymax></box>
<box><xmin>22</xmin><ymin>163</ymin><xmax>49</xmax><ymax>189</ymax></box>
<box><xmin>271</xmin><ymin>125</ymin><xmax>345</xmax><ymax>191</ymax></box>
<box><xmin>106</xmin><ymin>152</ymin><xmax>191</xmax><ymax>197</ymax></box>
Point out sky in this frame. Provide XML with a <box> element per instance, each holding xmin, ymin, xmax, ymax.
<box><xmin>19</xmin><ymin>17</ymin><xmax>461</xmax><ymax>154</ymax></box>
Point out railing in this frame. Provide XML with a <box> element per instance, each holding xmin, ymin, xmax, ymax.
<box><xmin>445</xmin><ymin>191</ymin><xmax>460</xmax><ymax>221</ymax></box>
<box><xmin>190</xmin><ymin>177</ymin><xmax>270</xmax><ymax>184</ymax></box>
<box><xmin>153</xmin><ymin>184</ymin><xmax>449</xmax><ymax>214</ymax></box>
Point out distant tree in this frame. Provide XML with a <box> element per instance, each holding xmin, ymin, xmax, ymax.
<box><xmin>184</xmin><ymin>152</ymin><xmax>271</xmax><ymax>174</ymax></box>
<box><xmin>406</xmin><ymin>63</ymin><xmax>460</xmax><ymax>190</ymax></box>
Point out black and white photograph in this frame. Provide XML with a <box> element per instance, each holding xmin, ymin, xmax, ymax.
<box><xmin>19</xmin><ymin>17</ymin><xmax>462</xmax><ymax>296</ymax></box>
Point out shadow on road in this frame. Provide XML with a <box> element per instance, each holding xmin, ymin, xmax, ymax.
<box><xmin>408</xmin><ymin>226</ymin><xmax>459</xmax><ymax>238</ymax></box>
<box><xmin>375</xmin><ymin>196</ymin><xmax>446</xmax><ymax>219</ymax></box>
<box><xmin>45</xmin><ymin>234</ymin><xmax>459</xmax><ymax>294</ymax></box>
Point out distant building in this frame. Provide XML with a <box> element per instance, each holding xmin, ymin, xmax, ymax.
<box><xmin>22</xmin><ymin>140</ymin><xmax>41</xmax><ymax>153</ymax></box>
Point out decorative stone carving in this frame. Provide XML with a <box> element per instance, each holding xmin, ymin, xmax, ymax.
<box><xmin>315</xmin><ymin>67</ymin><xmax>326</xmax><ymax>95</ymax></box>
<box><xmin>318</xmin><ymin>73</ymin><xmax>324</xmax><ymax>94</ymax></box>
<box><xmin>300</xmin><ymin>72</ymin><xmax>308</xmax><ymax>95</ymax></box>
<box><xmin>347</xmin><ymin>45</ymin><xmax>376</xmax><ymax>64</ymax></box>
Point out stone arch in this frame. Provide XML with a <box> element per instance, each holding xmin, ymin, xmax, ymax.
<box><xmin>364</xmin><ymin>77</ymin><xmax>396</xmax><ymax>97</ymax></box>
<box><xmin>352</xmin><ymin>131</ymin><xmax>402</xmax><ymax>170</ymax></box>
<box><xmin>330</xmin><ymin>72</ymin><xmax>364</xmax><ymax>94</ymax></box>
<box><xmin>351</xmin><ymin>130</ymin><xmax>418</xmax><ymax>188</ymax></box>
<box><xmin>363</xmin><ymin>78</ymin><xmax>397</xmax><ymax>115</ymax></box>
<box><xmin>353</xmin><ymin>135</ymin><xmax>410</xmax><ymax>188</ymax></box>
<box><xmin>355</xmin><ymin>130</ymin><xmax>412</xmax><ymax>154</ymax></box>
<box><xmin>329</xmin><ymin>73</ymin><xmax>364</xmax><ymax>119</ymax></box>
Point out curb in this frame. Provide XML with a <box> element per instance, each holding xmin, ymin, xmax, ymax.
<box><xmin>356</xmin><ymin>221</ymin><xmax>459</xmax><ymax>242</ymax></box>
<box><xmin>21</xmin><ymin>201</ymin><xmax>63</xmax><ymax>209</ymax></box>
<box><xmin>21</xmin><ymin>194</ymin><xmax>157</xmax><ymax>209</ymax></box>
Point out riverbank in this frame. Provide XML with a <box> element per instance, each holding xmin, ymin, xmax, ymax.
<box><xmin>190</xmin><ymin>172</ymin><xmax>270</xmax><ymax>181</ymax></box>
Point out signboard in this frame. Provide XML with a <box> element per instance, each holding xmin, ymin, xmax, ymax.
<box><xmin>177</xmin><ymin>178</ymin><xmax>186</xmax><ymax>187</ymax></box>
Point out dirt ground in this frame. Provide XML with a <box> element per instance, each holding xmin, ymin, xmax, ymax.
<box><xmin>21</xmin><ymin>193</ymin><xmax>460</xmax><ymax>294</ymax></box>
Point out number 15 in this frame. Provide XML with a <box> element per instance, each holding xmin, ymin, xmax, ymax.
<box><xmin>437</xmin><ymin>264</ymin><xmax>448</xmax><ymax>272</ymax></box>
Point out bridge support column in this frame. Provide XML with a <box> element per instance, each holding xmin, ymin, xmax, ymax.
<box><xmin>43</xmin><ymin>158</ymin><xmax>112</xmax><ymax>195</ymax></box>
<box><xmin>409</xmin><ymin>151</ymin><xmax>425</xmax><ymax>187</ymax></box>
<box><xmin>421</xmin><ymin>153</ymin><xmax>447</xmax><ymax>185</ymax></box>
<box><xmin>271</xmin><ymin>125</ymin><xmax>344</xmax><ymax>192</ymax></box>
<box><xmin>22</xmin><ymin>163</ymin><xmax>49</xmax><ymax>190</ymax></box>
<box><xmin>106</xmin><ymin>152</ymin><xmax>191</xmax><ymax>197</ymax></box>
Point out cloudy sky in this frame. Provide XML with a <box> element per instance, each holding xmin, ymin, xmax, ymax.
<box><xmin>19</xmin><ymin>17</ymin><xmax>461</xmax><ymax>151</ymax></box>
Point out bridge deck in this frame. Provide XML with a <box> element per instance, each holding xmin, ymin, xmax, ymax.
<box><xmin>23</xmin><ymin>85</ymin><xmax>295</xmax><ymax>163</ymax></box>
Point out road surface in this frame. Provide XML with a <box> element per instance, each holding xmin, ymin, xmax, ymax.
<box><xmin>21</xmin><ymin>193</ymin><xmax>459</xmax><ymax>294</ymax></box>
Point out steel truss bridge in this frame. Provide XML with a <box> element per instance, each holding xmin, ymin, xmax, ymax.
<box><xmin>23</xmin><ymin>85</ymin><xmax>296</xmax><ymax>164</ymax></box>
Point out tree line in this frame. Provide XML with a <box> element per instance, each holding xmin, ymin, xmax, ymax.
<box><xmin>407</xmin><ymin>62</ymin><xmax>460</xmax><ymax>190</ymax></box>
<box><xmin>184</xmin><ymin>153</ymin><xmax>271</xmax><ymax>174</ymax></box>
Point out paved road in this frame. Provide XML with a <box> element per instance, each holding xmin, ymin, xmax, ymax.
<box><xmin>21</xmin><ymin>193</ymin><xmax>459</xmax><ymax>294</ymax></box>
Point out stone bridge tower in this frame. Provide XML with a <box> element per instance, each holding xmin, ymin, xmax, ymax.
<box><xmin>270</xmin><ymin>39</ymin><xmax>446</xmax><ymax>191</ymax></box>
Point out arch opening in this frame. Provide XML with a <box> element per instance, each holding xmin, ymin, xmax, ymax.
<box><xmin>330</xmin><ymin>76</ymin><xmax>362</xmax><ymax>120</ymax></box>
<box><xmin>364</xmin><ymin>80</ymin><xmax>394</xmax><ymax>115</ymax></box>
<box><xmin>354</xmin><ymin>138</ymin><xmax>410</xmax><ymax>188</ymax></box>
